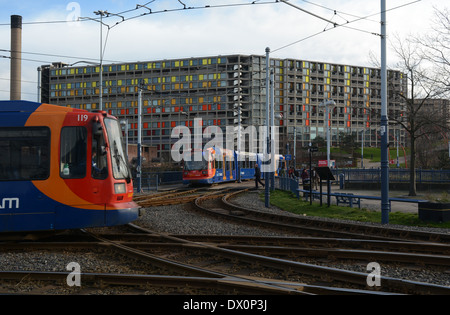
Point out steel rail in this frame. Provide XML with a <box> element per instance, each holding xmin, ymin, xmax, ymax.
<box><xmin>193</xmin><ymin>191</ymin><xmax>395</xmax><ymax>240</ymax></box>
<box><xmin>219</xmin><ymin>190</ymin><xmax>450</xmax><ymax>243</ymax></box>
<box><xmin>0</xmin><ymin>270</ymin><xmax>396</xmax><ymax>295</ymax></box>
<box><xmin>186</xmin><ymin>193</ymin><xmax>450</xmax><ymax>294</ymax></box>
<box><xmin>95</xmin><ymin>241</ymin><xmax>450</xmax><ymax>267</ymax></box>
<box><xmin>5</xmin><ymin>235</ymin><xmax>449</xmax><ymax>267</ymax></box>
<box><xmin>128</xmin><ymin>224</ymin><xmax>450</xmax><ymax>294</ymax></box>
<box><xmin>82</xmin><ymin>229</ymin><xmax>310</xmax><ymax>295</ymax></box>
<box><xmin>166</xmin><ymin>234</ymin><xmax>450</xmax><ymax>255</ymax></box>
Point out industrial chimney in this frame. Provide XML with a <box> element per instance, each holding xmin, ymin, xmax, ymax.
<box><xmin>10</xmin><ymin>15</ymin><xmax>22</xmax><ymax>101</ymax></box>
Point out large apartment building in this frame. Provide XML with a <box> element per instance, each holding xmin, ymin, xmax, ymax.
<box><xmin>40</xmin><ymin>54</ymin><xmax>407</xmax><ymax>163</ymax></box>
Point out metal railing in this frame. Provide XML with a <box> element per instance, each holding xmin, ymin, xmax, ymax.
<box><xmin>333</xmin><ymin>169</ymin><xmax>450</xmax><ymax>184</ymax></box>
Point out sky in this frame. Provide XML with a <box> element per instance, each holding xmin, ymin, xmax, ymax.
<box><xmin>0</xmin><ymin>0</ymin><xmax>446</xmax><ymax>101</ymax></box>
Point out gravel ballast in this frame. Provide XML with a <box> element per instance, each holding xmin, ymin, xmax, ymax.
<box><xmin>1</xmin><ymin>189</ymin><xmax>449</xmax><ymax>292</ymax></box>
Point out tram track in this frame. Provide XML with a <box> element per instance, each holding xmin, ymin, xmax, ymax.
<box><xmin>1</xmin><ymin>226</ymin><xmax>449</xmax><ymax>294</ymax></box>
<box><xmin>3</xmin><ymin>223</ymin><xmax>448</xmax><ymax>295</ymax></box>
<box><xmin>192</xmin><ymin>188</ymin><xmax>450</xmax><ymax>243</ymax></box>
<box><xmin>1</xmin><ymin>185</ymin><xmax>449</xmax><ymax>294</ymax></box>
<box><xmin>134</xmin><ymin>188</ymin><xmax>235</xmax><ymax>207</ymax></box>
<box><xmin>121</xmin><ymin>223</ymin><xmax>450</xmax><ymax>295</ymax></box>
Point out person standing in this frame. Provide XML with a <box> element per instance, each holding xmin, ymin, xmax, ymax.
<box><xmin>254</xmin><ymin>164</ymin><xmax>265</xmax><ymax>188</ymax></box>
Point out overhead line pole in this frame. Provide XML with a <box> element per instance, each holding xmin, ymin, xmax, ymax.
<box><xmin>265</xmin><ymin>47</ymin><xmax>270</xmax><ymax>208</ymax></box>
<box><xmin>380</xmin><ymin>0</ymin><xmax>390</xmax><ymax>224</ymax></box>
<box><xmin>93</xmin><ymin>10</ymin><xmax>108</xmax><ymax>111</ymax></box>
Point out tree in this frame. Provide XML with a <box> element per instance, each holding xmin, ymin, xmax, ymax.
<box><xmin>389</xmin><ymin>34</ymin><xmax>446</xmax><ymax>196</ymax></box>
<box><xmin>338</xmin><ymin>132</ymin><xmax>358</xmax><ymax>155</ymax></box>
<box><xmin>312</xmin><ymin>136</ymin><xmax>325</xmax><ymax>148</ymax></box>
<box><xmin>418</xmin><ymin>7</ymin><xmax>450</xmax><ymax>97</ymax></box>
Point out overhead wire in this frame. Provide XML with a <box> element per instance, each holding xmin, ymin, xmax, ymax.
<box><xmin>272</xmin><ymin>0</ymin><xmax>423</xmax><ymax>54</ymax></box>
<box><xmin>0</xmin><ymin>0</ymin><xmax>424</xmax><ymax>62</ymax></box>
<box><xmin>0</xmin><ymin>48</ymin><xmax>123</xmax><ymax>64</ymax></box>
<box><xmin>0</xmin><ymin>0</ymin><xmax>277</xmax><ymax>27</ymax></box>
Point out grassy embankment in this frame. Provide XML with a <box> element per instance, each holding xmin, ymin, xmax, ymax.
<box><xmin>263</xmin><ymin>190</ymin><xmax>450</xmax><ymax>229</ymax></box>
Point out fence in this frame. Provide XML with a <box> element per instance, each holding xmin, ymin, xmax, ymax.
<box><xmin>274</xmin><ymin>176</ymin><xmax>426</xmax><ymax>210</ymax></box>
<box><xmin>275</xmin><ymin>176</ymin><xmax>300</xmax><ymax>197</ymax></box>
<box><xmin>134</xmin><ymin>175</ymin><xmax>159</xmax><ymax>192</ymax></box>
<box><xmin>133</xmin><ymin>171</ymin><xmax>183</xmax><ymax>192</ymax></box>
<box><xmin>133</xmin><ymin>169</ymin><xmax>450</xmax><ymax>192</ymax></box>
<box><xmin>333</xmin><ymin>169</ymin><xmax>450</xmax><ymax>184</ymax></box>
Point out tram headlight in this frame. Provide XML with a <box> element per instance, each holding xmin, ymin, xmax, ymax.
<box><xmin>114</xmin><ymin>183</ymin><xmax>126</xmax><ymax>194</ymax></box>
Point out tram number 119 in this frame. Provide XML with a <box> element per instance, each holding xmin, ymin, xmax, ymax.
<box><xmin>77</xmin><ymin>114</ymin><xmax>89</xmax><ymax>122</ymax></box>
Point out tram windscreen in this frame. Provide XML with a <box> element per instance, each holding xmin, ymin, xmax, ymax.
<box><xmin>184</xmin><ymin>159</ymin><xmax>208</xmax><ymax>171</ymax></box>
<box><xmin>104</xmin><ymin>118</ymin><xmax>131</xmax><ymax>181</ymax></box>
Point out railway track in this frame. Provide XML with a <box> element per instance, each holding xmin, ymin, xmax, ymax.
<box><xmin>133</xmin><ymin>188</ymin><xmax>235</xmax><ymax>207</ymax></box>
<box><xmin>192</xmin><ymin>188</ymin><xmax>450</xmax><ymax>243</ymax></box>
<box><xmin>107</xmin><ymin>224</ymin><xmax>450</xmax><ymax>294</ymax></box>
<box><xmin>1</xmin><ymin>185</ymin><xmax>449</xmax><ymax>295</ymax></box>
<box><xmin>3</xmin><ymin>222</ymin><xmax>448</xmax><ymax>295</ymax></box>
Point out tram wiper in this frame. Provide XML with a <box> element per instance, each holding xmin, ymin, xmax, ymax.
<box><xmin>113</xmin><ymin>140</ymin><xmax>131</xmax><ymax>183</ymax></box>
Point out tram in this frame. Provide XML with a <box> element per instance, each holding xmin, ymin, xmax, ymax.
<box><xmin>182</xmin><ymin>147</ymin><xmax>286</xmax><ymax>185</ymax></box>
<box><xmin>0</xmin><ymin>101</ymin><xmax>140</xmax><ymax>233</ymax></box>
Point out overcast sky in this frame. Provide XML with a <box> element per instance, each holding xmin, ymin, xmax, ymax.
<box><xmin>0</xmin><ymin>0</ymin><xmax>445</xmax><ymax>101</ymax></box>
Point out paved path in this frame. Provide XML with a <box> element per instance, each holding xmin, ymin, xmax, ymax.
<box><xmin>332</xmin><ymin>188</ymin><xmax>421</xmax><ymax>214</ymax></box>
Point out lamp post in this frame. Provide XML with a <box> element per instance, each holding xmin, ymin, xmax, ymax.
<box><xmin>380</xmin><ymin>0</ymin><xmax>390</xmax><ymax>224</ymax></box>
<box><xmin>93</xmin><ymin>10</ymin><xmax>107</xmax><ymax>111</ymax></box>
<box><xmin>79</xmin><ymin>11</ymin><xmax>108</xmax><ymax>111</ymax></box>
<box><xmin>136</xmin><ymin>86</ymin><xmax>143</xmax><ymax>193</ymax></box>
<box><xmin>361</xmin><ymin>129</ymin><xmax>365</xmax><ymax>168</ymax></box>
<box><xmin>265</xmin><ymin>47</ymin><xmax>270</xmax><ymax>208</ymax></box>
<box><xmin>319</xmin><ymin>99</ymin><xmax>336</xmax><ymax>168</ymax></box>
<box><xmin>120</xmin><ymin>119</ymin><xmax>128</xmax><ymax>163</ymax></box>
<box><xmin>80</xmin><ymin>10</ymin><xmax>124</xmax><ymax>111</ymax></box>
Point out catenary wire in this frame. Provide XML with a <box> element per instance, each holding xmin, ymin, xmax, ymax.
<box><xmin>272</xmin><ymin>0</ymin><xmax>422</xmax><ymax>53</ymax></box>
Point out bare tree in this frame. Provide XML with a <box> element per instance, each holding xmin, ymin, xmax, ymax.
<box><xmin>418</xmin><ymin>7</ymin><xmax>450</xmax><ymax>97</ymax></box>
<box><xmin>389</xmin><ymin>34</ymin><xmax>446</xmax><ymax>196</ymax></box>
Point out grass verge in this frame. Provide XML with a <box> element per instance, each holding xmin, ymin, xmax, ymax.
<box><xmin>262</xmin><ymin>190</ymin><xmax>450</xmax><ymax>229</ymax></box>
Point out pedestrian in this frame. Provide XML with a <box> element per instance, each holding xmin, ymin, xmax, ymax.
<box><xmin>312</xmin><ymin>167</ymin><xmax>320</xmax><ymax>190</ymax></box>
<box><xmin>254</xmin><ymin>164</ymin><xmax>265</xmax><ymax>188</ymax></box>
<box><xmin>289</xmin><ymin>166</ymin><xmax>296</xmax><ymax>179</ymax></box>
<box><xmin>301</xmin><ymin>168</ymin><xmax>309</xmax><ymax>184</ymax></box>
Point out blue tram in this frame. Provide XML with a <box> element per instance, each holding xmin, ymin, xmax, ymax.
<box><xmin>182</xmin><ymin>147</ymin><xmax>285</xmax><ymax>185</ymax></box>
<box><xmin>0</xmin><ymin>101</ymin><xmax>140</xmax><ymax>233</ymax></box>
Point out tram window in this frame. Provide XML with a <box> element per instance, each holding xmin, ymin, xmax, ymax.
<box><xmin>215</xmin><ymin>158</ymin><xmax>222</xmax><ymax>170</ymax></box>
<box><xmin>0</xmin><ymin>127</ymin><xmax>50</xmax><ymax>181</ymax></box>
<box><xmin>92</xmin><ymin>138</ymin><xmax>108</xmax><ymax>179</ymax></box>
<box><xmin>92</xmin><ymin>126</ymin><xmax>108</xmax><ymax>180</ymax></box>
<box><xmin>60</xmin><ymin>126</ymin><xmax>87</xmax><ymax>179</ymax></box>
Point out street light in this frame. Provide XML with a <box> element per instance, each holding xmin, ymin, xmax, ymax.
<box><xmin>319</xmin><ymin>99</ymin><xmax>336</xmax><ymax>168</ymax></box>
<box><xmin>79</xmin><ymin>10</ymin><xmax>124</xmax><ymax>111</ymax></box>
<box><xmin>120</xmin><ymin>119</ymin><xmax>128</xmax><ymax>162</ymax></box>
<box><xmin>93</xmin><ymin>10</ymin><xmax>108</xmax><ymax>111</ymax></box>
<box><xmin>79</xmin><ymin>11</ymin><xmax>108</xmax><ymax>111</ymax></box>
<box><xmin>361</xmin><ymin>129</ymin><xmax>365</xmax><ymax>168</ymax></box>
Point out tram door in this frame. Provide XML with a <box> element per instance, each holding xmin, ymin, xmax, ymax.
<box><xmin>222</xmin><ymin>153</ymin><xmax>234</xmax><ymax>181</ymax></box>
<box><xmin>223</xmin><ymin>154</ymin><xmax>229</xmax><ymax>180</ymax></box>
